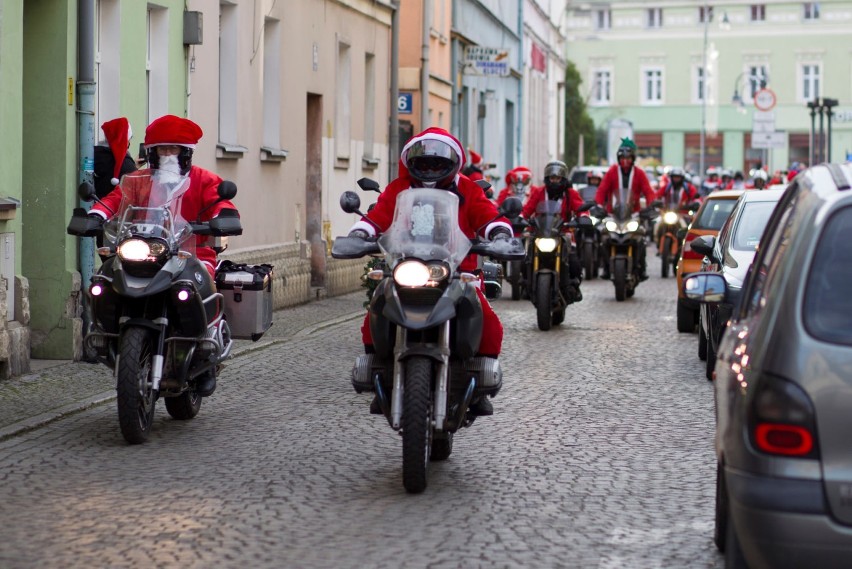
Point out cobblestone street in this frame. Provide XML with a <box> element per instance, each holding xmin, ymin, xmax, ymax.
<box><xmin>0</xmin><ymin>271</ymin><xmax>721</xmax><ymax>568</ymax></box>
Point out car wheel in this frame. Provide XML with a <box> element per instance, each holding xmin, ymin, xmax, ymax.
<box><xmin>725</xmin><ymin>507</ymin><xmax>749</xmax><ymax>569</ymax></box>
<box><xmin>698</xmin><ymin>320</ymin><xmax>708</xmax><ymax>361</ymax></box>
<box><xmin>706</xmin><ymin>330</ymin><xmax>716</xmax><ymax>381</ymax></box>
<box><xmin>677</xmin><ymin>299</ymin><xmax>696</xmax><ymax>333</ymax></box>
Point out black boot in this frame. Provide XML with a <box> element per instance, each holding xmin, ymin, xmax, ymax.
<box><xmin>369</xmin><ymin>395</ymin><xmax>382</xmax><ymax>415</ymax></box>
<box><xmin>195</xmin><ymin>370</ymin><xmax>217</xmax><ymax>397</ymax></box>
<box><xmin>469</xmin><ymin>396</ymin><xmax>493</xmax><ymax>416</ymax></box>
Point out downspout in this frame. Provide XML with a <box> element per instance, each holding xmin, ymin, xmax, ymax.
<box><xmin>420</xmin><ymin>0</ymin><xmax>432</xmax><ymax>129</ymax></box>
<box><xmin>516</xmin><ymin>0</ymin><xmax>523</xmax><ymax>165</ymax></box>
<box><xmin>77</xmin><ymin>0</ymin><xmax>96</xmax><ymax>327</ymax></box>
<box><xmin>389</xmin><ymin>0</ymin><xmax>400</xmax><ymax>178</ymax></box>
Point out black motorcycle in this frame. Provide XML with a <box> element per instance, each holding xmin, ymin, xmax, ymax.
<box><xmin>525</xmin><ymin>199</ymin><xmax>578</xmax><ymax>331</ymax></box>
<box><xmin>652</xmin><ymin>199</ymin><xmax>700</xmax><ymax>278</ymax></box>
<box><xmin>67</xmin><ymin>171</ymin><xmax>244</xmax><ymax>444</ymax></box>
<box><xmin>499</xmin><ymin>203</ymin><xmax>529</xmax><ymax>300</ymax></box>
<box><xmin>593</xmin><ymin>203</ymin><xmax>653</xmax><ymax>301</ymax></box>
<box><xmin>332</xmin><ymin>180</ymin><xmax>524</xmax><ymax>493</ymax></box>
<box><xmin>573</xmin><ymin>208</ymin><xmax>605</xmax><ymax>280</ymax></box>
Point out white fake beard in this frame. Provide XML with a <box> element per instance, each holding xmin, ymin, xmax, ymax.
<box><xmin>158</xmin><ymin>155</ymin><xmax>182</xmax><ymax>175</ymax></box>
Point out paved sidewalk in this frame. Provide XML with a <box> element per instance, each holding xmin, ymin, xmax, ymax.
<box><xmin>0</xmin><ymin>291</ymin><xmax>367</xmax><ymax>441</ymax></box>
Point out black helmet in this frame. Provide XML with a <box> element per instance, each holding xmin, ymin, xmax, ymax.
<box><xmin>543</xmin><ymin>160</ymin><xmax>568</xmax><ymax>181</ymax></box>
<box><xmin>616</xmin><ymin>138</ymin><xmax>637</xmax><ymax>162</ymax></box>
<box><xmin>403</xmin><ymin>138</ymin><xmax>461</xmax><ymax>188</ymax></box>
<box><xmin>544</xmin><ymin>160</ymin><xmax>569</xmax><ymax>200</ymax></box>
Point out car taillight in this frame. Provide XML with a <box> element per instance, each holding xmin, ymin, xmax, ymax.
<box><xmin>750</xmin><ymin>375</ymin><xmax>819</xmax><ymax>459</ymax></box>
<box><xmin>681</xmin><ymin>232</ymin><xmax>704</xmax><ymax>260</ymax></box>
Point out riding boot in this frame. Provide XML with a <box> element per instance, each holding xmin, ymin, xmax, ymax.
<box><xmin>195</xmin><ymin>370</ymin><xmax>217</xmax><ymax>397</ymax></box>
<box><xmin>469</xmin><ymin>396</ymin><xmax>494</xmax><ymax>416</ymax></box>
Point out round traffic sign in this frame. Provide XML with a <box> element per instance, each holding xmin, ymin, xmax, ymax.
<box><xmin>754</xmin><ymin>88</ymin><xmax>776</xmax><ymax>111</ymax></box>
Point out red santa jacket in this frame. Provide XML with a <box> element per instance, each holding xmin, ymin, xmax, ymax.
<box><xmin>595</xmin><ymin>165</ymin><xmax>656</xmax><ymax>213</ymax></box>
<box><xmin>522</xmin><ymin>185</ymin><xmax>584</xmax><ymax>221</ymax></box>
<box><xmin>654</xmin><ymin>182</ymin><xmax>700</xmax><ymax>209</ymax></box>
<box><xmin>90</xmin><ymin>166</ymin><xmax>237</xmax><ymax>275</ymax></box>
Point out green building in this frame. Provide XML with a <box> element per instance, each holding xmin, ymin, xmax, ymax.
<box><xmin>565</xmin><ymin>0</ymin><xmax>852</xmax><ymax>177</ymax></box>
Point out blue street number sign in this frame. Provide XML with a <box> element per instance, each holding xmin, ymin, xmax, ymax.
<box><xmin>398</xmin><ymin>92</ymin><xmax>413</xmax><ymax>115</ymax></box>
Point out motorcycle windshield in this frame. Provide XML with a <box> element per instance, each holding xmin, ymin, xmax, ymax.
<box><xmin>611</xmin><ymin>202</ymin><xmax>632</xmax><ymax>223</ymax></box>
<box><xmin>378</xmin><ymin>188</ymin><xmax>471</xmax><ymax>272</ymax></box>
<box><xmin>103</xmin><ymin>170</ymin><xmax>194</xmax><ymax>256</ymax></box>
<box><xmin>533</xmin><ymin>199</ymin><xmax>562</xmax><ymax>236</ymax></box>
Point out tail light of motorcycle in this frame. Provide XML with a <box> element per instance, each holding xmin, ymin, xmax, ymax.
<box><xmin>681</xmin><ymin>232</ymin><xmax>704</xmax><ymax>260</ymax></box>
<box><xmin>749</xmin><ymin>374</ymin><xmax>819</xmax><ymax>459</ymax></box>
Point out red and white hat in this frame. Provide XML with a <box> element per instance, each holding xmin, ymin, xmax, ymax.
<box><xmin>469</xmin><ymin>149</ymin><xmax>483</xmax><ymax>166</ymax></box>
<box><xmin>101</xmin><ymin>117</ymin><xmax>132</xmax><ymax>186</ymax></box>
<box><xmin>144</xmin><ymin>114</ymin><xmax>203</xmax><ymax>150</ymax></box>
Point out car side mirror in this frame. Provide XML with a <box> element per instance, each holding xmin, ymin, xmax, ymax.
<box><xmin>690</xmin><ymin>235</ymin><xmax>716</xmax><ymax>257</ymax></box>
<box><xmin>683</xmin><ymin>273</ymin><xmax>726</xmax><ymax>303</ymax></box>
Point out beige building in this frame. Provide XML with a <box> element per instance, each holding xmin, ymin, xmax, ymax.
<box><xmin>186</xmin><ymin>0</ymin><xmax>393</xmax><ymax>304</ymax></box>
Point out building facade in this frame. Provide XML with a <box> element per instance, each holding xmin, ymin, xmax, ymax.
<box><xmin>566</xmin><ymin>0</ymin><xmax>852</xmax><ymax>176</ymax></box>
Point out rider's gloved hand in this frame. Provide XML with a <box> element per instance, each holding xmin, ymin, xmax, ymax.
<box><xmin>490</xmin><ymin>228</ymin><xmax>512</xmax><ymax>241</ymax></box>
<box><xmin>348</xmin><ymin>229</ymin><xmax>370</xmax><ymax>240</ymax></box>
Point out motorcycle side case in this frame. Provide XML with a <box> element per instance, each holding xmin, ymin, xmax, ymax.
<box><xmin>216</xmin><ymin>265</ymin><xmax>274</xmax><ymax>341</ymax></box>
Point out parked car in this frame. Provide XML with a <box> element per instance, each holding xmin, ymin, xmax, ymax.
<box><xmin>691</xmin><ymin>188</ymin><xmax>784</xmax><ymax>380</ymax></box>
<box><xmin>683</xmin><ymin>163</ymin><xmax>852</xmax><ymax>568</ymax></box>
<box><xmin>568</xmin><ymin>165</ymin><xmax>603</xmax><ymax>202</ymax></box>
<box><xmin>675</xmin><ymin>190</ymin><xmax>744</xmax><ymax>332</ymax></box>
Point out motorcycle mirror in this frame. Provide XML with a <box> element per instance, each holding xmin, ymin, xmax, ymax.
<box><xmin>500</xmin><ymin>196</ymin><xmax>522</xmax><ymax>218</ymax></box>
<box><xmin>217</xmin><ymin>180</ymin><xmax>238</xmax><ymax>200</ymax></box>
<box><xmin>357</xmin><ymin>178</ymin><xmax>381</xmax><ymax>193</ymax></box>
<box><xmin>577</xmin><ymin>200</ymin><xmax>595</xmax><ymax>213</ymax></box>
<box><xmin>77</xmin><ymin>181</ymin><xmax>96</xmax><ymax>202</ymax></box>
<box><xmin>475</xmin><ymin>179</ymin><xmax>492</xmax><ymax>193</ymax></box>
<box><xmin>589</xmin><ymin>205</ymin><xmax>607</xmax><ymax>219</ymax></box>
<box><xmin>340</xmin><ymin>191</ymin><xmax>363</xmax><ymax>214</ymax></box>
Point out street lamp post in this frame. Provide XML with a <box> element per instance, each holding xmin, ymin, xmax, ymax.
<box><xmin>699</xmin><ymin>2</ymin><xmax>708</xmax><ymax>179</ymax></box>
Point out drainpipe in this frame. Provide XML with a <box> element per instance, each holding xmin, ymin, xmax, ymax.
<box><xmin>420</xmin><ymin>0</ymin><xmax>432</xmax><ymax>130</ymax></box>
<box><xmin>517</xmin><ymin>0</ymin><xmax>523</xmax><ymax>165</ymax></box>
<box><xmin>77</xmin><ymin>0</ymin><xmax>96</xmax><ymax>329</ymax></box>
<box><xmin>389</xmin><ymin>0</ymin><xmax>400</xmax><ymax>178</ymax></box>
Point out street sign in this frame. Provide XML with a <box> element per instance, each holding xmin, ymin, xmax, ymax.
<box><xmin>751</xmin><ymin>131</ymin><xmax>786</xmax><ymax>149</ymax></box>
<box><xmin>752</xmin><ymin>110</ymin><xmax>776</xmax><ymax>133</ymax></box>
<box><xmin>398</xmin><ymin>92</ymin><xmax>413</xmax><ymax>115</ymax></box>
<box><xmin>754</xmin><ymin>88</ymin><xmax>777</xmax><ymax>112</ymax></box>
<box><xmin>463</xmin><ymin>46</ymin><xmax>511</xmax><ymax>77</ymax></box>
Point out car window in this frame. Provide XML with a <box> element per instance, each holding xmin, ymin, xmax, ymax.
<box><xmin>570</xmin><ymin>169</ymin><xmax>590</xmax><ymax>185</ymax></box>
<box><xmin>693</xmin><ymin>199</ymin><xmax>737</xmax><ymax>230</ymax></box>
<box><xmin>741</xmin><ymin>186</ymin><xmax>800</xmax><ymax>318</ymax></box>
<box><xmin>804</xmin><ymin>206</ymin><xmax>852</xmax><ymax>345</ymax></box>
<box><xmin>732</xmin><ymin>201</ymin><xmax>777</xmax><ymax>251</ymax></box>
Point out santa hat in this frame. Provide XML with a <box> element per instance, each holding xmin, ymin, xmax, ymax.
<box><xmin>399</xmin><ymin>127</ymin><xmax>466</xmax><ymax>183</ymax></box>
<box><xmin>101</xmin><ymin>117</ymin><xmax>132</xmax><ymax>186</ymax></box>
<box><xmin>144</xmin><ymin>114</ymin><xmax>203</xmax><ymax>150</ymax></box>
<box><xmin>469</xmin><ymin>149</ymin><xmax>483</xmax><ymax>166</ymax></box>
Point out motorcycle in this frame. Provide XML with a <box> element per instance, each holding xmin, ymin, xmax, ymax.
<box><xmin>332</xmin><ymin>180</ymin><xmax>524</xmax><ymax>493</ymax></box>
<box><xmin>525</xmin><ymin>199</ymin><xmax>578</xmax><ymax>331</ymax></box>
<box><xmin>573</xmin><ymin>207</ymin><xmax>604</xmax><ymax>280</ymax></box>
<box><xmin>593</xmin><ymin>203</ymin><xmax>652</xmax><ymax>301</ymax></box>
<box><xmin>67</xmin><ymin>171</ymin><xmax>245</xmax><ymax>444</ymax></box>
<box><xmin>499</xmin><ymin>202</ymin><xmax>529</xmax><ymax>300</ymax></box>
<box><xmin>653</xmin><ymin>199</ymin><xmax>700</xmax><ymax>278</ymax></box>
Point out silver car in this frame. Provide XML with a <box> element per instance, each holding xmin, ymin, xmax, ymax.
<box><xmin>684</xmin><ymin>163</ymin><xmax>852</xmax><ymax>568</ymax></box>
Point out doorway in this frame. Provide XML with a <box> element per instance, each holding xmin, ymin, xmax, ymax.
<box><xmin>306</xmin><ymin>93</ymin><xmax>325</xmax><ymax>288</ymax></box>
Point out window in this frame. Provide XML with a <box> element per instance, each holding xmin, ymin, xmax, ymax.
<box><xmin>801</xmin><ymin>63</ymin><xmax>820</xmax><ymax>102</ymax></box>
<box><xmin>642</xmin><ymin>67</ymin><xmax>664</xmax><ymax>105</ymax></box>
<box><xmin>699</xmin><ymin>5</ymin><xmax>714</xmax><ymax>24</ymax></box>
<box><xmin>96</xmin><ymin>0</ymin><xmax>121</xmax><ymax>134</ymax></box>
<box><xmin>335</xmin><ymin>41</ymin><xmax>352</xmax><ymax>160</ymax></box>
<box><xmin>693</xmin><ymin>200</ymin><xmax>738</xmax><ymax>231</ymax></box>
<box><xmin>146</xmin><ymin>6</ymin><xmax>169</xmax><ymax>124</ymax></box>
<box><xmin>363</xmin><ymin>53</ymin><xmax>376</xmax><ymax>163</ymax></box>
<box><xmin>261</xmin><ymin>18</ymin><xmax>281</xmax><ymax>150</ymax></box>
<box><xmin>732</xmin><ymin>201</ymin><xmax>777</xmax><ymax>251</ymax></box>
<box><xmin>694</xmin><ymin>65</ymin><xmax>707</xmax><ymax>103</ymax></box>
<box><xmin>594</xmin><ymin>9</ymin><xmax>611</xmax><ymax>30</ymax></box>
<box><xmin>746</xmin><ymin>65</ymin><xmax>769</xmax><ymax>102</ymax></box>
<box><xmin>751</xmin><ymin>4</ymin><xmax>766</xmax><ymax>21</ymax></box>
<box><xmin>218</xmin><ymin>2</ymin><xmax>238</xmax><ymax>145</ymax></box>
<box><xmin>805</xmin><ymin>206</ymin><xmax>852</xmax><ymax>345</ymax></box>
<box><xmin>804</xmin><ymin>2</ymin><xmax>820</xmax><ymax>20</ymax></box>
<box><xmin>592</xmin><ymin>69</ymin><xmax>611</xmax><ymax>105</ymax></box>
<box><xmin>647</xmin><ymin>8</ymin><xmax>663</xmax><ymax>28</ymax></box>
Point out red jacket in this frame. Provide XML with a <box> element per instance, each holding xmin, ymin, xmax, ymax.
<box><xmin>595</xmin><ymin>165</ymin><xmax>656</xmax><ymax>213</ymax></box>
<box><xmin>496</xmin><ymin>187</ymin><xmax>512</xmax><ymax>206</ymax></box>
<box><xmin>654</xmin><ymin>182</ymin><xmax>699</xmax><ymax>209</ymax></box>
<box><xmin>91</xmin><ymin>166</ymin><xmax>236</xmax><ymax>275</ymax></box>
<box><xmin>522</xmin><ymin>185</ymin><xmax>584</xmax><ymax>221</ymax></box>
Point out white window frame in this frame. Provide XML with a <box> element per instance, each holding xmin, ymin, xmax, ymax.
<box><xmin>146</xmin><ymin>5</ymin><xmax>169</xmax><ymax>124</ymax></box>
<box><xmin>799</xmin><ymin>62</ymin><xmax>821</xmax><ymax>103</ymax></box>
<box><xmin>335</xmin><ymin>40</ymin><xmax>352</xmax><ymax>161</ymax></box>
<box><xmin>594</xmin><ymin>9</ymin><xmax>611</xmax><ymax>30</ymax></box>
<box><xmin>641</xmin><ymin>66</ymin><xmax>664</xmax><ymax>105</ymax></box>
<box><xmin>744</xmin><ymin>64</ymin><xmax>769</xmax><ymax>104</ymax></box>
<box><xmin>96</xmin><ymin>0</ymin><xmax>121</xmax><ymax>135</ymax></box>
<box><xmin>750</xmin><ymin>4</ymin><xmax>766</xmax><ymax>22</ymax></box>
<box><xmin>363</xmin><ymin>53</ymin><xmax>376</xmax><ymax>163</ymax></box>
<box><xmin>803</xmin><ymin>2</ymin><xmax>820</xmax><ymax>20</ymax></box>
<box><xmin>218</xmin><ymin>1</ymin><xmax>239</xmax><ymax>146</ymax></box>
<box><xmin>591</xmin><ymin>68</ymin><xmax>612</xmax><ymax>106</ymax></box>
<box><xmin>647</xmin><ymin>8</ymin><xmax>662</xmax><ymax>29</ymax></box>
<box><xmin>261</xmin><ymin>18</ymin><xmax>281</xmax><ymax>150</ymax></box>
<box><xmin>692</xmin><ymin>65</ymin><xmax>707</xmax><ymax>104</ymax></box>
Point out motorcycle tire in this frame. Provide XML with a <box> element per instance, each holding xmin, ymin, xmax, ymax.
<box><xmin>583</xmin><ymin>242</ymin><xmax>596</xmax><ymax>280</ymax></box>
<box><xmin>613</xmin><ymin>260</ymin><xmax>627</xmax><ymax>302</ymax></box>
<box><xmin>661</xmin><ymin>236</ymin><xmax>672</xmax><ymax>278</ymax></box>
<box><xmin>164</xmin><ymin>389</ymin><xmax>202</xmax><ymax>420</ymax></box>
<box><xmin>402</xmin><ymin>356</ymin><xmax>433</xmax><ymax>494</ymax></box>
<box><xmin>698</xmin><ymin>319</ymin><xmax>708</xmax><ymax>361</ymax></box>
<box><xmin>677</xmin><ymin>299</ymin><xmax>696</xmax><ymax>333</ymax></box>
<box><xmin>431</xmin><ymin>432</ymin><xmax>453</xmax><ymax>461</ymax></box>
<box><xmin>116</xmin><ymin>326</ymin><xmax>157</xmax><ymax>444</ymax></box>
<box><xmin>552</xmin><ymin>307</ymin><xmax>565</xmax><ymax>326</ymax></box>
<box><xmin>509</xmin><ymin>261</ymin><xmax>522</xmax><ymax>301</ymax></box>
<box><xmin>536</xmin><ymin>274</ymin><xmax>553</xmax><ymax>331</ymax></box>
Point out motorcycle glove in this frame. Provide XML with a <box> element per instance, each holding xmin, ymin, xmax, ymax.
<box><xmin>490</xmin><ymin>227</ymin><xmax>512</xmax><ymax>241</ymax></box>
<box><xmin>348</xmin><ymin>229</ymin><xmax>370</xmax><ymax>240</ymax></box>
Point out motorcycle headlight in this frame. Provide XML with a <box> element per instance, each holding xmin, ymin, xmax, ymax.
<box><xmin>590</xmin><ymin>216</ymin><xmax>599</xmax><ymax>224</ymax></box>
<box><xmin>663</xmin><ymin>211</ymin><xmax>679</xmax><ymax>225</ymax></box>
<box><xmin>394</xmin><ymin>260</ymin><xmax>430</xmax><ymax>287</ymax></box>
<box><xmin>605</xmin><ymin>220</ymin><xmax>618</xmax><ymax>232</ymax></box>
<box><xmin>626</xmin><ymin>220</ymin><xmax>640</xmax><ymax>232</ymax></box>
<box><xmin>118</xmin><ymin>239</ymin><xmax>153</xmax><ymax>262</ymax></box>
<box><xmin>535</xmin><ymin>237</ymin><xmax>558</xmax><ymax>253</ymax></box>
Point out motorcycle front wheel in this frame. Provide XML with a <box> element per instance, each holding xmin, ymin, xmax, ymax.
<box><xmin>661</xmin><ymin>235</ymin><xmax>672</xmax><ymax>278</ymax></box>
<box><xmin>613</xmin><ymin>259</ymin><xmax>627</xmax><ymax>301</ymax></box>
<box><xmin>164</xmin><ymin>388</ymin><xmax>202</xmax><ymax>420</ymax></box>
<box><xmin>402</xmin><ymin>357</ymin><xmax>433</xmax><ymax>493</ymax></box>
<box><xmin>117</xmin><ymin>326</ymin><xmax>157</xmax><ymax>444</ymax></box>
<box><xmin>583</xmin><ymin>241</ymin><xmax>597</xmax><ymax>280</ymax></box>
<box><xmin>535</xmin><ymin>274</ymin><xmax>553</xmax><ymax>331</ymax></box>
<box><xmin>508</xmin><ymin>260</ymin><xmax>523</xmax><ymax>301</ymax></box>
